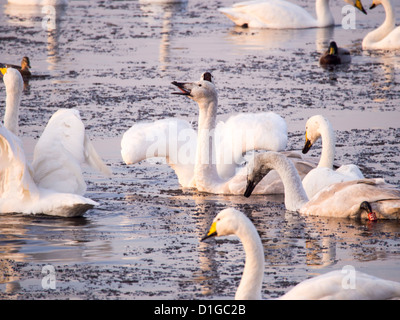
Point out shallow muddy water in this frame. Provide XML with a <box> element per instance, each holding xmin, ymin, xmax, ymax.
<box><xmin>0</xmin><ymin>0</ymin><xmax>400</xmax><ymax>299</ymax></box>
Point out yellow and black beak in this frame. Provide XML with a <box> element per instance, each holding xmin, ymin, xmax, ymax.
<box><xmin>302</xmin><ymin>132</ymin><xmax>313</xmax><ymax>154</ymax></box>
<box><xmin>0</xmin><ymin>67</ymin><xmax>7</xmax><ymax>76</ymax></box>
<box><xmin>201</xmin><ymin>221</ymin><xmax>217</xmax><ymax>241</ymax></box>
<box><xmin>356</xmin><ymin>0</ymin><xmax>367</xmax><ymax>14</ymax></box>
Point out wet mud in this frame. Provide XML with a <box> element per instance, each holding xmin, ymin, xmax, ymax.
<box><xmin>0</xmin><ymin>0</ymin><xmax>400</xmax><ymax>299</ymax></box>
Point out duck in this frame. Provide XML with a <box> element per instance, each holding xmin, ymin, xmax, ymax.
<box><xmin>301</xmin><ymin>115</ymin><xmax>364</xmax><ymax>198</ymax></box>
<box><xmin>0</xmin><ymin>57</ymin><xmax>31</xmax><ymax>78</ymax></box>
<box><xmin>0</xmin><ymin>67</ymin><xmax>111</xmax><ymax>217</ymax></box>
<box><xmin>121</xmin><ymin>73</ymin><xmax>315</xmax><ymax>194</ymax></box>
<box><xmin>202</xmin><ymin>208</ymin><xmax>400</xmax><ymax>299</ymax></box>
<box><xmin>218</xmin><ymin>0</ymin><xmax>367</xmax><ymax>29</ymax></box>
<box><xmin>362</xmin><ymin>0</ymin><xmax>400</xmax><ymax>50</ymax></box>
<box><xmin>244</xmin><ymin>151</ymin><xmax>400</xmax><ymax>219</ymax></box>
<box><xmin>319</xmin><ymin>41</ymin><xmax>351</xmax><ymax>66</ymax></box>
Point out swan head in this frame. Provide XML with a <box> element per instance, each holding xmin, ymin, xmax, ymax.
<box><xmin>359</xmin><ymin>201</ymin><xmax>378</xmax><ymax>221</ymax></box>
<box><xmin>201</xmin><ymin>208</ymin><xmax>248</xmax><ymax>241</ymax></box>
<box><xmin>344</xmin><ymin>0</ymin><xmax>367</xmax><ymax>14</ymax></box>
<box><xmin>200</xmin><ymin>71</ymin><xmax>212</xmax><ymax>82</ymax></box>
<box><xmin>302</xmin><ymin>115</ymin><xmax>330</xmax><ymax>154</ymax></box>
<box><xmin>172</xmin><ymin>78</ymin><xmax>218</xmax><ymax>106</ymax></box>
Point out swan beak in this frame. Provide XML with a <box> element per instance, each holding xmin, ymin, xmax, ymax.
<box><xmin>244</xmin><ymin>179</ymin><xmax>256</xmax><ymax>198</ymax></box>
<box><xmin>201</xmin><ymin>222</ymin><xmax>217</xmax><ymax>241</ymax></box>
<box><xmin>0</xmin><ymin>68</ymin><xmax>7</xmax><ymax>75</ymax></box>
<box><xmin>356</xmin><ymin>0</ymin><xmax>367</xmax><ymax>14</ymax></box>
<box><xmin>171</xmin><ymin>81</ymin><xmax>191</xmax><ymax>96</ymax></box>
<box><xmin>370</xmin><ymin>3</ymin><xmax>376</xmax><ymax>10</ymax></box>
<box><xmin>302</xmin><ymin>132</ymin><xmax>313</xmax><ymax>154</ymax></box>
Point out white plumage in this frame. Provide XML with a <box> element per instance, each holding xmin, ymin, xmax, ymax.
<box><xmin>0</xmin><ymin>67</ymin><xmax>111</xmax><ymax>217</ymax></box>
<box><xmin>218</xmin><ymin>0</ymin><xmax>366</xmax><ymax>29</ymax></box>
<box><xmin>301</xmin><ymin>115</ymin><xmax>364</xmax><ymax>198</ymax></box>
<box><xmin>203</xmin><ymin>208</ymin><xmax>400</xmax><ymax>299</ymax></box>
<box><xmin>362</xmin><ymin>0</ymin><xmax>400</xmax><ymax>50</ymax></box>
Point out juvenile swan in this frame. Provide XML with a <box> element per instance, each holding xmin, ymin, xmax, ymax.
<box><xmin>301</xmin><ymin>115</ymin><xmax>364</xmax><ymax>198</ymax></box>
<box><xmin>244</xmin><ymin>152</ymin><xmax>400</xmax><ymax>219</ymax></box>
<box><xmin>202</xmin><ymin>208</ymin><xmax>400</xmax><ymax>299</ymax></box>
<box><xmin>218</xmin><ymin>0</ymin><xmax>366</xmax><ymax>29</ymax></box>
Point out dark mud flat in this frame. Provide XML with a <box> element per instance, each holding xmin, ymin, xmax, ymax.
<box><xmin>0</xmin><ymin>0</ymin><xmax>400</xmax><ymax>300</ymax></box>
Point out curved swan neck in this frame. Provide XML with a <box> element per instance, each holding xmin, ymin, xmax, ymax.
<box><xmin>254</xmin><ymin>153</ymin><xmax>308</xmax><ymax>211</ymax></box>
<box><xmin>235</xmin><ymin>217</ymin><xmax>264</xmax><ymax>300</ymax></box>
<box><xmin>364</xmin><ymin>0</ymin><xmax>395</xmax><ymax>45</ymax></box>
<box><xmin>317</xmin><ymin>119</ymin><xmax>335</xmax><ymax>168</ymax></box>
<box><xmin>315</xmin><ymin>0</ymin><xmax>334</xmax><ymax>27</ymax></box>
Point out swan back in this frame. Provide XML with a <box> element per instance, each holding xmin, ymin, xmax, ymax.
<box><xmin>1</xmin><ymin>67</ymin><xmax>23</xmax><ymax>135</ymax></box>
<box><xmin>280</xmin><ymin>269</ymin><xmax>400</xmax><ymax>299</ymax></box>
<box><xmin>202</xmin><ymin>208</ymin><xmax>264</xmax><ymax>300</ymax></box>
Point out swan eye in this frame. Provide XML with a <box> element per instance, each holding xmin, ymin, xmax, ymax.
<box><xmin>199</xmin><ymin>84</ymin><xmax>202</xmax><ymax>87</ymax></box>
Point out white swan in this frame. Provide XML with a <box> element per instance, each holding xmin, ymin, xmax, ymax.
<box><xmin>301</xmin><ymin>115</ymin><xmax>364</xmax><ymax>198</ymax></box>
<box><xmin>218</xmin><ymin>0</ymin><xmax>366</xmax><ymax>29</ymax></box>
<box><xmin>245</xmin><ymin>152</ymin><xmax>400</xmax><ymax>219</ymax></box>
<box><xmin>0</xmin><ymin>67</ymin><xmax>111</xmax><ymax>216</ymax></box>
<box><xmin>362</xmin><ymin>0</ymin><xmax>400</xmax><ymax>50</ymax></box>
<box><xmin>202</xmin><ymin>208</ymin><xmax>400</xmax><ymax>299</ymax></box>
<box><xmin>121</xmin><ymin>73</ymin><xmax>311</xmax><ymax>194</ymax></box>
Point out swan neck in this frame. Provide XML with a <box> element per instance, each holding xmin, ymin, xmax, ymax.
<box><xmin>235</xmin><ymin>219</ymin><xmax>264</xmax><ymax>300</ymax></box>
<box><xmin>271</xmin><ymin>154</ymin><xmax>309</xmax><ymax>211</ymax></box>
<box><xmin>364</xmin><ymin>0</ymin><xmax>395</xmax><ymax>45</ymax></box>
<box><xmin>315</xmin><ymin>0</ymin><xmax>334</xmax><ymax>27</ymax></box>
<box><xmin>318</xmin><ymin>120</ymin><xmax>335</xmax><ymax>168</ymax></box>
<box><xmin>194</xmin><ymin>97</ymin><xmax>221</xmax><ymax>190</ymax></box>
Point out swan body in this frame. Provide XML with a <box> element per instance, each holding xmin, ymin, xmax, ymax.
<box><xmin>362</xmin><ymin>0</ymin><xmax>400</xmax><ymax>50</ymax></box>
<box><xmin>301</xmin><ymin>115</ymin><xmax>364</xmax><ymax>198</ymax></box>
<box><xmin>218</xmin><ymin>0</ymin><xmax>366</xmax><ymax>29</ymax></box>
<box><xmin>319</xmin><ymin>42</ymin><xmax>351</xmax><ymax>66</ymax></box>
<box><xmin>0</xmin><ymin>125</ymin><xmax>97</xmax><ymax>217</ymax></box>
<box><xmin>0</xmin><ymin>67</ymin><xmax>111</xmax><ymax>217</ymax></box>
<box><xmin>245</xmin><ymin>152</ymin><xmax>400</xmax><ymax>219</ymax></box>
<box><xmin>202</xmin><ymin>208</ymin><xmax>400</xmax><ymax>299</ymax></box>
<box><xmin>121</xmin><ymin>73</ymin><xmax>306</xmax><ymax>194</ymax></box>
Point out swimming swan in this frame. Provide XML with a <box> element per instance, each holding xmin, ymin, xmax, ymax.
<box><xmin>202</xmin><ymin>208</ymin><xmax>400</xmax><ymax>299</ymax></box>
<box><xmin>218</xmin><ymin>0</ymin><xmax>366</xmax><ymax>29</ymax></box>
<box><xmin>121</xmin><ymin>73</ymin><xmax>311</xmax><ymax>194</ymax></box>
<box><xmin>165</xmin><ymin>77</ymin><xmax>313</xmax><ymax>194</ymax></box>
<box><xmin>319</xmin><ymin>42</ymin><xmax>351</xmax><ymax>66</ymax></box>
<box><xmin>0</xmin><ymin>67</ymin><xmax>111</xmax><ymax>216</ymax></box>
<box><xmin>301</xmin><ymin>115</ymin><xmax>364</xmax><ymax>198</ymax></box>
<box><xmin>362</xmin><ymin>0</ymin><xmax>400</xmax><ymax>50</ymax></box>
<box><xmin>244</xmin><ymin>152</ymin><xmax>400</xmax><ymax>219</ymax></box>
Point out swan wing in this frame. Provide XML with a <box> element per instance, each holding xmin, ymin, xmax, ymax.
<box><xmin>280</xmin><ymin>270</ymin><xmax>400</xmax><ymax>300</ymax></box>
<box><xmin>32</xmin><ymin>109</ymin><xmax>111</xmax><ymax>196</ymax></box>
<box><xmin>216</xmin><ymin>112</ymin><xmax>287</xmax><ymax>179</ymax></box>
<box><xmin>121</xmin><ymin>118</ymin><xmax>196</xmax><ymax>187</ymax></box>
<box><xmin>219</xmin><ymin>0</ymin><xmax>317</xmax><ymax>29</ymax></box>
